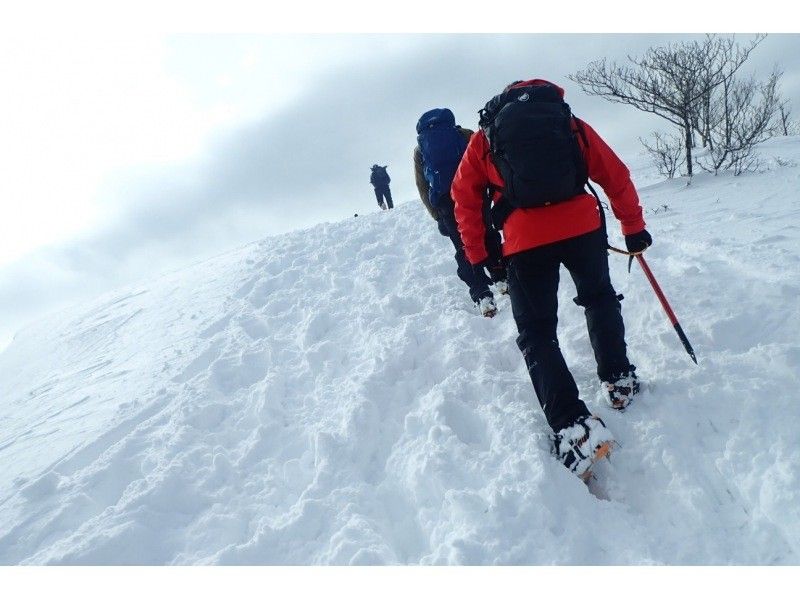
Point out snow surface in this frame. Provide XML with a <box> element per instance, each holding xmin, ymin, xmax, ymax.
<box><xmin>1</xmin><ymin>138</ymin><xmax>799</xmax><ymax>565</ymax></box>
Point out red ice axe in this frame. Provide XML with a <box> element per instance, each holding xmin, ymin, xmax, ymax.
<box><xmin>609</xmin><ymin>246</ymin><xmax>698</xmax><ymax>365</ymax></box>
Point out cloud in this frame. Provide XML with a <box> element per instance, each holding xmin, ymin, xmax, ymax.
<box><xmin>87</xmin><ymin>33</ymin><xmax>668</xmax><ymax>242</ymax></box>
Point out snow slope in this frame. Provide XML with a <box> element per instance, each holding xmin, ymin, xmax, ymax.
<box><xmin>1</xmin><ymin>138</ymin><xmax>799</xmax><ymax>565</ymax></box>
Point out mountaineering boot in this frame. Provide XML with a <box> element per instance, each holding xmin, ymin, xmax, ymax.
<box><xmin>602</xmin><ymin>369</ymin><xmax>640</xmax><ymax>410</ymax></box>
<box><xmin>552</xmin><ymin>415</ymin><xmax>614</xmax><ymax>480</ymax></box>
<box><xmin>493</xmin><ymin>279</ymin><xmax>509</xmax><ymax>296</ymax></box>
<box><xmin>477</xmin><ymin>295</ymin><xmax>497</xmax><ymax>318</ymax></box>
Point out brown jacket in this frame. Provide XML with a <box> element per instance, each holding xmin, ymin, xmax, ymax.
<box><xmin>413</xmin><ymin>126</ymin><xmax>474</xmax><ymax>220</ymax></box>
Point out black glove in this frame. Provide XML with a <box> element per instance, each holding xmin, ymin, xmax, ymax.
<box><xmin>474</xmin><ymin>256</ymin><xmax>492</xmax><ymax>270</ymax></box>
<box><xmin>476</xmin><ymin>249</ymin><xmax>506</xmax><ymax>279</ymax></box>
<box><xmin>625</xmin><ymin>229</ymin><xmax>652</xmax><ymax>254</ymax></box>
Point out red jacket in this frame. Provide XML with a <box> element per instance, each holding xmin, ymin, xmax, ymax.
<box><xmin>451</xmin><ymin>79</ymin><xmax>646</xmax><ymax>264</ymax></box>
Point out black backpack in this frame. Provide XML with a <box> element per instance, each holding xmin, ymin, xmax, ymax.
<box><xmin>479</xmin><ymin>83</ymin><xmax>588</xmax><ymax>226</ymax></box>
<box><xmin>371</xmin><ymin>165</ymin><xmax>390</xmax><ymax>186</ymax></box>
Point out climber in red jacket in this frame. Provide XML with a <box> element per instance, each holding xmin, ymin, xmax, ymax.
<box><xmin>451</xmin><ymin>79</ymin><xmax>652</xmax><ymax>480</ymax></box>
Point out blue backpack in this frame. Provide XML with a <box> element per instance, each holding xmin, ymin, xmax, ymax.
<box><xmin>416</xmin><ymin>108</ymin><xmax>468</xmax><ymax>208</ymax></box>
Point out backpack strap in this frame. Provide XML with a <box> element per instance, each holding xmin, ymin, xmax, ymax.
<box><xmin>573</xmin><ymin>117</ymin><xmax>609</xmax><ymax>238</ymax></box>
<box><xmin>488</xmin><ymin>184</ymin><xmax>514</xmax><ymax>230</ymax></box>
<box><xmin>482</xmin><ymin>95</ymin><xmax>514</xmax><ymax>230</ymax></box>
<box><xmin>573</xmin><ymin>118</ymin><xmax>600</xmax><ymax>198</ymax></box>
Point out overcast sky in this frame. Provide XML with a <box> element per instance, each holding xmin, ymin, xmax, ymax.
<box><xmin>1</xmin><ymin>29</ymin><xmax>799</xmax><ymax>350</ymax></box>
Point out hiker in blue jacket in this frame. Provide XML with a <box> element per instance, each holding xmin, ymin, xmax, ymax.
<box><xmin>414</xmin><ymin>108</ymin><xmax>507</xmax><ymax>317</ymax></box>
<box><xmin>370</xmin><ymin>165</ymin><xmax>393</xmax><ymax>210</ymax></box>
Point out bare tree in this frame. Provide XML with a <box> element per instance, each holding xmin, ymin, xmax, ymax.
<box><xmin>691</xmin><ymin>37</ymin><xmax>772</xmax><ymax>153</ymax></box>
<box><xmin>774</xmin><ymin>98</ymin><xmax>798</xmax><ymax>136</ymax></box>
<box><xmin>696</xmin><ymin>68</ymin><xmax>782</xmax><ymax>175</ymax></box>
<box><xmin>640</xmin><ymin>131</ymin><xmax>685</xmax><ymax>178</ymax></box>
<box><xmin>570</xmin><ymin>34</ymin><xmax>766</xmax><ymax>177</ymax></box>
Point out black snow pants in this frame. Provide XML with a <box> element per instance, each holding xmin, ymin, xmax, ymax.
<box><xmin>374</xmin><ymin>185</ymin><xmax>393</xmax><ymax>209</ymax></box>
<box><xmin>436</xmin><ymin>195</ymin><xmax>505</xmax><ymax>303</ymax></box>
<box><xmin>507</xmin><ymin>227</ymin><xmax>633</xmax><ymax>433</ymax></box>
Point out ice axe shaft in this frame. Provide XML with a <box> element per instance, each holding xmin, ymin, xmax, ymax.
<box><xmin>635</xmin><ymin>254</ymin><xmax>698</xmax><ymax>364</ymax></box>
<box><xmin>608</xmin><ymin>246</ymin><xmax>698</xmax><ymax>365</ymax></box>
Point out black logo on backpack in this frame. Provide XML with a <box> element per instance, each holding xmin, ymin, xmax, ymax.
<box><xmin>479</xmin><ymin>84</ymin><xmax>588</xmax><ymax>212</ymax></box>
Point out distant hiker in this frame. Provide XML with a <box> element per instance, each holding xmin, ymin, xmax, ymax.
<box><xmin>414</xmin><ymin>108</ymin><xmax>508</xmax><ymax>317</ymax></box>
<box><xmin>370</xmin><ymin>164</ymin><xmax>394</xmax><ymax>210</ymax></box>
<box><xmin>451</xmin><ymin>79</ymin><xmax>652</xmax><ymax>480</ymax></box>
